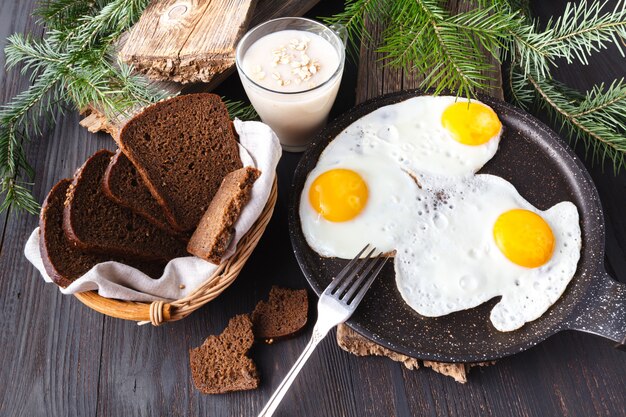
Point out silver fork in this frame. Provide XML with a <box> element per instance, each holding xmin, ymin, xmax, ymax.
<box><xmin>258</xmin><ymin>244</ymin><xmax>389</xmax><ymax>417</ymax></box>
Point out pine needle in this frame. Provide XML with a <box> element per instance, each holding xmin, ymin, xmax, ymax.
<box><xmin>511</xmin><ymin>66</ymin><xmax>626</xmax><ymax>172</ymax></box>
<box><xmin>223</xmin><ymin>99</ymin><xmax>259</xmax><ymax>121</ymax></box>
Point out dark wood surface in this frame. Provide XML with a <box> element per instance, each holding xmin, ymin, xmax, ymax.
<box><xmin>1</xmin><ymin>1</ymin><xmax>624</xmax><ymax>417</ymax></box>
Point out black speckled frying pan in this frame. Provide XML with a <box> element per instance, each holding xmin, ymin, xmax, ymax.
<box><xmin>288</xmin><ymin>89</ymin><xmax>626</xmax><ymax>363</ymax></box>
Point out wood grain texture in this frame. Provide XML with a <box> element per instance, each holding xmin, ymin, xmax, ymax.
<box><xmin>2</xmin><ymin>1</ymin><xmax>625</xmax><ymax>417</ymax></box>
<box><xmin>120</xmin><ymin>0</ymin><xmax>321</xmax><ymax>84</ymax></box>
<box><xmin>120</xmin><ymin>0</ymin><xmax>258</xmax><ymax>84</ymax></box>
<box><xmin>338</xmin><ymin>0</ymin><xmax>503</xmax><ymax>379</ymax></box>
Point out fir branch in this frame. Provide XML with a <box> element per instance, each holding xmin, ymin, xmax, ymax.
<box><xmin>223</xmin><ymin>99</ymin><xmax>259</xmax><ymax>121</ymax></box>
<box><xmin>331</xmin><ymin>0</ymin><xmax>524</xmax><ymax>97</ymax></box>
<box><xmin>323</xmin><ymin>0</ymin><xmax>388</xmax><ymax>51</ymax></box>
<box><xmin>0</xmin><ymin>70</ymin><xmax>64</xmax><ymax>174</ymax></box>
<box><xmin>507</xmin><ymin>0</ymin><xmax>626</xmax><ymax>78</ymax></box>
<box><xmin>512</xmin><ymin>65</ymin><xmax>626</xmax><ymax>172</ymax></box>
<box><xmin>380</xmin><ymin>1</ymin><xmax>521</xmax><ymax>97</ymax></box>
<box><xmin>35</xmin><ymin>0</ymin><xmax>100</xmax><ymax>30</ymax></box>
<box><xmin>0</xmin><ymin>178</ymin><xmax>40</xmax><ymax>215</ymax></box>
<box><xmin>0</xmin><ymin>0</ymin><xmax>155</xmax><ymax>215</ymax></box>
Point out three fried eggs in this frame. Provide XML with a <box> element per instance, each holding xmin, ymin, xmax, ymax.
<box><xmin>299</xmin><ymin>96</ymin><xmax>582</xmax><ymax>332</ymax></box>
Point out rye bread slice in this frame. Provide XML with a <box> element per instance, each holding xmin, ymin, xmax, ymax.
<box><xmin>102</xmin><ymin>149</ymin><xmax>177</xmax><ymax>234</ymax></box>
<box><xmin>39</xmin><ymin>179</ymin><xmax>165</xmax><ymax>288</ymax></box>
<box><xmin>187</xmin><ymin>166</ymin><xmax>260</xmax><ymax>264</ymax></box>
<box><xmin>251</xmin><ymin>286</ymin><xmax>309</xmax><ymax>340</ymax></box>
<box><xmin>189</xmin><ymin>314</ymin><xmax>259</xmax><ymax>394</ymax></box>
<box><xmin>64</xmin><ymin>150</ymin><xmax>189</xmax><ymax>262</ymax></box>
<box><xmin>118</xmin><ymin>93</ymin><xmax>243</xmax><ymax>232</ymax></box>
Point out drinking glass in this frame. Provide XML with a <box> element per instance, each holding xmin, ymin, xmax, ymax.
<box><xmin>236</xmin><ymin>17</ymin><xmax>346</xmax><ymax>152</ymax></box>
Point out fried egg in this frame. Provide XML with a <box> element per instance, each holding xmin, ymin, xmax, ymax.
<box><xmin>394</xmin><ymin>174</ymin><xmax>581</xmax><ymax>332</ymax></box>
<box><xmin>299</xmin><ymin>154</ymin><xmax>422</xmax><ymax>258</ymax></box>
<box><xmin>319</xmin><ymin>96</ymin><xmax>502</xmax><ymax>177</ymax></box>
<box><xmin>299</xmin><ymin>95</ymin><xmax>581</xmax><ymax>332</ymax></box>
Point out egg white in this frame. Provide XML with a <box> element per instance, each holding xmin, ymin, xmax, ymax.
<box><xmin>300</xmin><ymin>154</ymin><xmax>423</xmax><ymax>259</ymax></box>
<box><xmin>393</xmin><ymin>174</ymin><xmax>581</xmax><ymax>332</ymax></box>
<box><xmin>318</xmin><ymin>96</ymin><xmax>501</xmax><ymax>177</ymax></box>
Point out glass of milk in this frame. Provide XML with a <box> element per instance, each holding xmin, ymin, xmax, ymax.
<box><xmin>236</xmin><ymin>17</ymin><xmax>346</xmax><ymax>152</ymax></box>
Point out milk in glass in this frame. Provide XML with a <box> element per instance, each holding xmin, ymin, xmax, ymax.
<box><xmin>239</xmin><ymin>29</ymin><xmax>342</xmax><ymax>150</ymax></box>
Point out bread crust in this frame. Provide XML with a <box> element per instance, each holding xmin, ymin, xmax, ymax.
<box><xmin>39</xmin><ymin>177</ymin><xmax>167</xmax><ymax>287</ymax></box>
<box><xmin>187</xmin><ymin>166</ymin><xmax>260</xmax><ymax>264</ymax></box>
<box><xmin>63</xmin><ymin>150</ymin><xmax>187</xmax><ymax>261</ymax></box>
<box><xmin>118</xmin><ymin>93</ymin><xmax>242</xmax><ymax>232</ymax></box>
<box><xmin>102</xmin><ymin>149</ymin><xmax>187</xmax><ymax>239</ymax></box>
<box><xmin>39</xmin><ymin>179</ymin><xmax>75</xmax><ymax>288</ymax></box>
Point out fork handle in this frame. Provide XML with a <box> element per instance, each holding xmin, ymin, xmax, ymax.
<box><xmin>258</xmin><ymin>324</ymin><xmax>330</xmax><ymax>417</ymax></box>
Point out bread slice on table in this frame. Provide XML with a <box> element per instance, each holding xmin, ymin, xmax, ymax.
<box><xmin>118</xmin><ymin>93</ymin><xmax>243</xmax><ymax>232</ymax></box>
<box><xmin>63</xmin><ymin>150</ymin><xmax>189</xmax><ymax>262</ymax></box>
<box><xmin>251</xmin><ymin>286</ymin><xmax>309</xmax><ymax>341</ymax></box>
<box><xmin>103</xmin><ymin>149</ymin><xmax>178</xmax><ymax>235</ymax></box>
<box><xmin>187</xmin><ymin>166</ymin><xmax>260</xmax><ymax>264</ymax></box>
<box><xmin>39</xmin><ymin>179</ymin><xmax>165</xmax><ymax>288</ymax></box>
<box><xmin>189</xmin><ymin>314</ymin><xmax>259</xmax><ymax>394</ymax></box>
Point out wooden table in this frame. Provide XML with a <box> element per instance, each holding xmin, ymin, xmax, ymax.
<box><xmin>1</xmin><ymin>1</ymin><xmax>624</xmax><ymax>416</ymax></box>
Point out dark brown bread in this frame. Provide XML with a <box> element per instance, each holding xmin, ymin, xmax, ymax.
<box><xmin>118</xmin><ymin>93</ymin><xmax>243</xmax><ymax>232</ymax></box>
<box><xmin>64</xmin><ymin>150</ymin><xmax>189</xmax><ymax>262</ymax></box>
<box><xmin>103</xmin><ymin>149</ymin><xmax>175</xmax><ymax>234</ymax></box>
<box><xmin>251</xmin><ymin>286</ymin><xmax>309</xmax><ymax>340</ymax></box>
<box><xmin>187</xmin><ymin>166</ymin><xmax>260</xmax><ymax>264</ymax></box>
<box><xmin>39</xmin><ymin>179</ymin><xmax>165</xmax><ymax>288</ymax></box>
<box><xmin>189</xmin><ymin>314</ymin><xmax>259</xmax><ymax>394</ymax></box>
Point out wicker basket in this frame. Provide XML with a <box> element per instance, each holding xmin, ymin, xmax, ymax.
<box><xmin>73</xmin><ymin>179</ymin><xmax>278</xmax><ymax>326</ymax></box>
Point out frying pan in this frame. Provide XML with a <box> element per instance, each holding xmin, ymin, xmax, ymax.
<box><xmin>288</xmin><ymin>89</ymin><xmax>626</xmax><ymax>363</ymax></box>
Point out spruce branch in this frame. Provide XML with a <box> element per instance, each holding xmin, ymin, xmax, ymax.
<box><xmin>511</xmin><ymin>65</ymin><xmax>626</xmax><ymax>172</ymax></box>
<box><xmin>507</xmin><ymin>0</ymin><xmax>626</xmax><ymax>78</ymax></box>
<box><xmin>323</xmin><ymin>0</ymin><xmax>388</xmax><ymax>51</ymax></box>
<box><xmin>223</xmin><ymin>99</ymin><xmax>259</xmax><ymax>121</ymax></box>
<box><xmin>0</xmin><ymin>0</ymin><xmax>157</xmax><ymax>215</ymax></box>
<box><xmin>35</xmin><ymin>0</ymin><xmax>100</xmax><ymax>30</ymax></box>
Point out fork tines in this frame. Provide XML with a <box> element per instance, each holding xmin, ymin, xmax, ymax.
<box><xmin>325</xmin><ymin>244</ymin><xmax>389</xmax><ymax>305</ymax></box>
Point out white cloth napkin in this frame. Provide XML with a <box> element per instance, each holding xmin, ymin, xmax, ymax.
<box><xmin>24</xmin><ymin>120</ymin><xmax>281</xmax><ymax>302</ymax></box>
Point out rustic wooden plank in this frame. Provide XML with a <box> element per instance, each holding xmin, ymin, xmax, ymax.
<box><xmin>0</xmin><ymin>57</ymin><xmax>117</xmax><ymax>417</ymax></box>
<box><xmin>119</xmin><ymin>0</ymin><xmax>321</xmax><ymax>85</ymax></box>
<box><xmin>0</xmin><ymin>2</ymin><xmax>106</xmax><ymax>417</ymax></box>
<box><xmin>2</xmin><ymin>2</ymin><xmax>625</xmax><ymax>417</ymax></box>
<box><xmin>120</xmin><ymin>0</ymin><xmax>258</xmax><ymax>84</ymax></box>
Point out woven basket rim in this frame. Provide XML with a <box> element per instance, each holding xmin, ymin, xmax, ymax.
<box><xmin>74</xmin><ymin>178</ymin><xmax>278</xmax><ymax>325</ymax></box>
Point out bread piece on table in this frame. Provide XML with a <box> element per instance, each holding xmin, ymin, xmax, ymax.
<box><xmin>39</xmin><ymin>179</ymin><xmax>164</xmax><ymax>288</ymax></box>
<box><xmin>189</xmin><ymin>314</ymin><xmax>259</xmax><ymax>394</ymax></box>
<box><xmin>63</xmin><ymin>150</ymin><xmax>188</xmax><ymax>262</ymax></box>
<box><xmin>118</xmin><ymin>93</ymin><xmax>243</xmax><ymax>232</ymax></box>
<box><xmin>251</xmin><ymin>286</ymin><xmax>308</xmax><ymax>341</ymax></box>
<box><xmin>103</xmin><ymin>149</ymin><xmax>177</xmax><ymax>234</ymax></box>
<box><xmin>187</xmin><ymin>166</ymin><xmax>260</xmax><ymax>264</ymax></box>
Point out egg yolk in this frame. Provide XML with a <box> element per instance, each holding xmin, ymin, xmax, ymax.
<box><xmin>441</xmin><ymin>101</ymin><xmax>502</xmax><ymax>146</ymax></box>
<box><xmin>493</xmin><ymin>209</ymin><xmax>555</xmax><ymax>268</ymax></box>
<box><xmin>309</xmin><ymin>169</ymin><xmax>369</xmax><ymax>222</ymax></box>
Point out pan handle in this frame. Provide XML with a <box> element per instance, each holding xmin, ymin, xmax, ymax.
<box><xmin>565</xmin><ymin>270</ymin><xmax>626</xmax><ymax>350</ymax></box>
